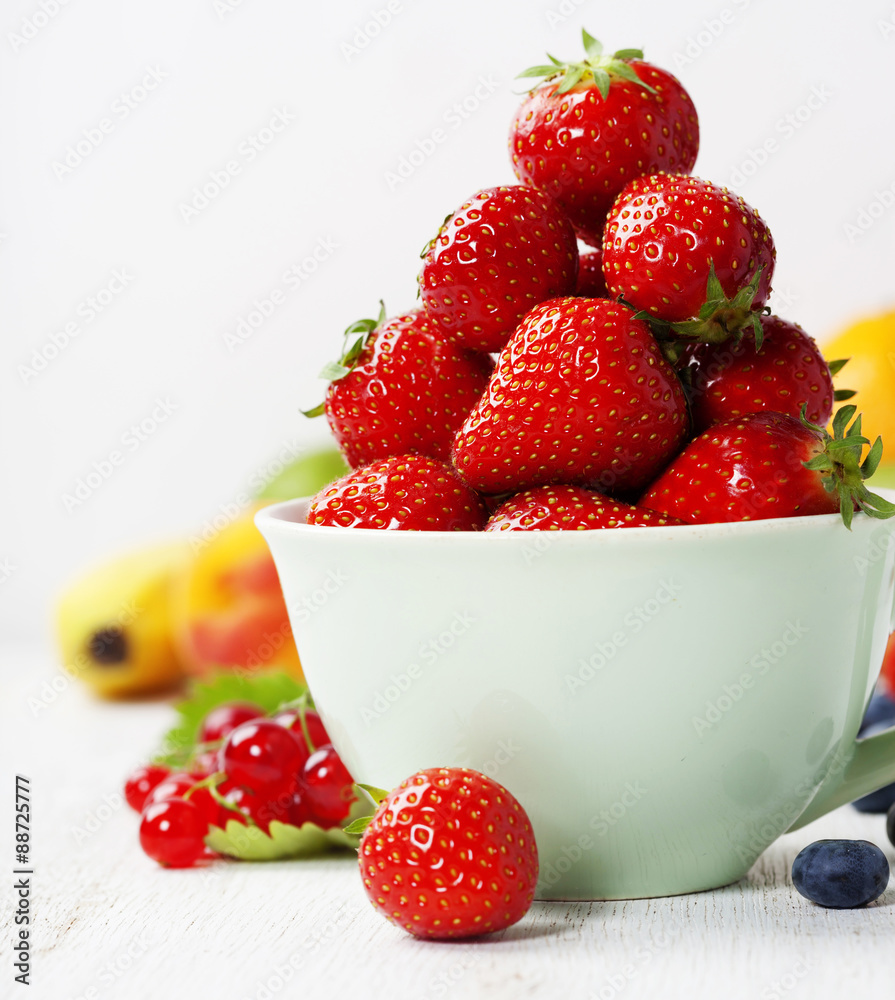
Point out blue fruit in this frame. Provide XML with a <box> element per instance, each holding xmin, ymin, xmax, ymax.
<box><xmin>792</xmin><ymin>840</ymin><xmax>890</xmax><ymax>908</ymax></box>
<box><xmin>858</xmin><ymin>690</ymin><xmax>895</xmax><ymax>736</ymax></box>
<box><xmin>853</xmin><ymin>782</ymin><xmax>895</xmax><ymax>814</ymax></box>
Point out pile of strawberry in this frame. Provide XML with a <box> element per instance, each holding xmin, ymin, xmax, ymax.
<box><xmin>125</xmin><ymin>699</ymin><xmax>356</xmax><ymax>868</ymax></box>
<box><xmin>305</xmin><ymin>31</ymin><xmax>894</xmax><ymax>532</ymax></box>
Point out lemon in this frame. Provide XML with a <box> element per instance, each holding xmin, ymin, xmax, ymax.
<box><xmin>824</xmin><ymin>309</ymin><xmax>895</xmax><ymax>487</ymax></box>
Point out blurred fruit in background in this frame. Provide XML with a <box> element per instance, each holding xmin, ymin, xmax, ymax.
<box><xmin>173</xmin><ymin>503</ymin><xmax>301</xmax><ymax>680</ymax></box>
<box><xmin>881</xmin><ymin>633</ymin><xmax>895</xmax><ymax>691</ymax></box>
<box><xmin>54</xmin><ymin>447</ymin><xmax>346</xmax><ymax>699</ymax></box>
<box><xmin>56</xmin><ymin>542</ymin><xmax>192</xmax><ymax>698</ymax></box>
<box><xmin>825</xmin><ymin>309</ymin><xmax>895</xmax><ymax>488</ymax></box>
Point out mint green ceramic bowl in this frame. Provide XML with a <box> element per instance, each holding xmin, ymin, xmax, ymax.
<box><xmin>257</xmin><ymin>497</ymin><xmax>895</xmax><ymax>900</ymax></box>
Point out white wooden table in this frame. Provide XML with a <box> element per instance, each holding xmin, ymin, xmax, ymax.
<box><xmin>4</xmin><ymin>642</ymin><xmax>894</xmax><ymax>1000</ymax></box>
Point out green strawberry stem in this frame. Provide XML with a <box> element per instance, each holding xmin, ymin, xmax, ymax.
<box><xmin>801</xmin><ymin>404</ymin><xmax>895</xmax><ymax>529</ymax></box>
<box><xmin>343</xmin><ymin>783</ymin><xmax>389</xmax><ymax>836</ymax></box>
<box><xmin>516</xmin><ymin>29</ymin><xmax>655</xmax><ymax>98</ymax></box>
<box><xmin>275</xmin><ymin>691</ymin><xmax>318</xmax><ymax>755</ymax></box>
<box><xmin>301</xmin><ymin>301</ymin><xmax>386</xmax><ymax>418</ymax></box>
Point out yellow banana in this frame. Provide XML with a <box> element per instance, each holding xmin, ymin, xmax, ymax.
<box><xmin>55</xmin><ymin>542</ymin><xmax>192</xmax><ymax>699</ymax></box>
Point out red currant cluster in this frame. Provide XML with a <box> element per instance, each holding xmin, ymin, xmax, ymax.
<box><xmin>125</xmin><ymin>700</ymin><xmax>356</xmax><ymax>868</ymax></box>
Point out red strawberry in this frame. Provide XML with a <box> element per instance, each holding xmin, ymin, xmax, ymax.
<box><xmin>486</xmin><ymin>485</ymin><xmax>683</xmax><ymax>531</ymax></box>
<box><xmin>419</xmin><ymin>185</ymin><xmax>578</xmax><ymax>353</ymax></box>
<box><xmin>353</xmin><ymin>768</ymin><xmax>538</xmax><ymax>940</ymax></box>
<box><xmin>602</xmin><ymin>173</ymin><xmax>776</xmax><ymax>340</ymax></box>
<box><xmin>511</xmin><ymin>31</ymin><xmax>699</xmax><ymax>247</ymax></box>
<box><xmin>304</xmin><ymin>305</ymin><xmax>491</xmax><ymax>468</ymax></box>
<box><xmin>307</xmin><ymin>455</ymin><xmax>487</xmax><ymax>531</ymax></box>
<box><xmin>680</xmin><ymin>315</ymin><xmax>836</xmax><ymax>433</ymax></box>
<box><xmin>452</xmin><ymin>297</ymin><xmax>689</xmax><ymax>495</ymax></box>
<box><xmin>575</xmin><ymin>250</ymin><xmax>608</xmax><ymax>299</ymax></box>
<box><xmin>640</xmin><ymin>407</ymin><xmax>895</xmax><ymax>527</ymax></box>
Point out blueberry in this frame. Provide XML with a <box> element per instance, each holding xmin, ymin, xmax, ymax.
<box><xmin>792</xmin><ymin>840</ymin><xmax>889</xmax><ymax>908</ymax></box>
<box><xmin>853</xmin><ymin>782</ymin><xmax>895</xmax><ymax>814</ymax></box>
<box><xmin>859</xmin><ymin>690</ymin><xmax>895</xmax><ymax>736</ymax></box>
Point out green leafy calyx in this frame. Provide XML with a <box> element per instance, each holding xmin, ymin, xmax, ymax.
<box><xmin>342</xmin><ymin>783</ymin><xmax>390</xmax><ymax>836</ymax></box>
<box><xmin>301</xmin><ymin>301</ymin><xmax>386</xmax><ymax>418</ymax></box>
<box><xmin>516</xmin><ymin>29</ymin><xmax>654</xmax><ymax>98</ymax></box>
<box><xmin>800</xmin><ymin>403</ymin><xmax>895</xmax><ymax>529</ymax></box>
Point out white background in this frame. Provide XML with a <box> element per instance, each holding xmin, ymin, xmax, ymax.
<box><xmin>3</xmin><ymin>0</ymin><xmax>895</xmax><ymax>643</ymax></box>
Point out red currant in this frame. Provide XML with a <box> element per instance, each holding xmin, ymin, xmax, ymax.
<box><xmin>273</xmin><ymin>709</ymin><xmax>330</xmax><ymax>755</ymax></box>
<box><xmin>139</xmin><ymin>799</ymin><xmax>207</xmax><ymax>868</ymax></box>
<box><xmin>301</xmin><ymin>744</ymin><xmax>356</xmax><ymax>827</ymax></box>
<box><xmin>184</xmin><ymin>785</ymin><xmax>226</xmax><ymax>829</ymax></box>
<box><xmin>218</xmin><ymin>720</ymin><xmax>305</xmax><ymax>795</ymax></box>
<box><xmin>189</xmin><ymin>750</ymin><xmax>220</xmax><ymax>779</ymax></box>
<box><xmin>217</xmin><ymin>779</ymin><xmax>290</xmax><ymax>833</ymax></box>
<box><xmin>198</xmin><ymin>701</ymin><xmax>265</xmax><ymax>744</ymax></box>
<box><xmin>145</xmin><ymin>772</ymin><xmax>196</xmax><ymax>808</ymax></box>
<box><xmin>124</xmin><ymin>764</ymin><xmax>170</xmax><ymax>812</ymax></box>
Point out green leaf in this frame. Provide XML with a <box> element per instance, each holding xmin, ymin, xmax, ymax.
<box><xmin>343</xmin><ymin>815</ymin><xmax>373</xmax><ymax>836</ymax></box>
<box><xmin>803</xmin><ymin>454</ymin><xmax>834</xmax><ymax>471</ymax></box>
<box><xmin>356</xmin><ymin>783</ymin><xmax>390</xmax><ymax>805</ymax></box>
<box><xmin>834</xmin><ymin>388</ymin><xmax>857</xmax><ymax>401</ymax></box>
<box><xmin>300</xmin><ymin>402</ymin><xmax>326</xmax><ymax>419</ymax></box>
<box><xmin>613</xmin><ymin>48</ymin><xmax>645</xmax><ymax>60</ymax></box>
<box><xmin>704</xmin><ymin>260</ymin><xmax>724</xmax><ymax>302</ymax></box>
<box><xmin>862</xmin><ymin>437</ymin><xmax>884</xmax><ymax>479</ymax></box>
<box><xmin>255</xmin><ymin>448</ymin><xmax>348</xmax><ymax>501</ymax></box>
<box><xmin>205</xmin><ymin>817</ymin><xmax>356</xmax><ymax>861</ymax></box>
<box><xmin>832</xmin><ymin>405</ymin><xmax>856</xmax><ymax>440</ymax></box>
<box><xmin>827</xmin><ymin>358</ymin><xmax>850</xmax><ymax>377</ymax></box>
<box><xmin>154</xmin><ymin>671</ymin><xmax>307</xmax><ymax>767</ymax></box>
<box><xmin>515</xmin><ymin>64</ymin><xmax>562</xmax><ymax>80</ymax></box>
<box><xmin>608</xmin><ymin>61</ymin><xmax>656</xmax><ymax>93</ymax></box>
<box><xmin>557</xmin><ymin>65</ymin><xmax>586</xmax><ymax>94</ymax></box>
<box><xmin>318</xmin><ymin>361</ymin><xmax>351</xmax><ymax>381</ymax></box>
<box><xmin>590</xmin><ymin>67</ymin><xmax>611</xmax><ymax>99</ymax></box>
<box><xmin>752</xmin><ymin>312</ymin><xmax>764</xmax><ymax>350</ymax></box>
<box><xmin>581</xmin><ymin>29</ymin><xmax>603</xmax><ymax>62</ymax></box>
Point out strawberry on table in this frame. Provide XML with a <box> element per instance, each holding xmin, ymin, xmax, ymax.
<box><xmin>486</xmin><ymin>485</ymin><xmax>683</xmax><ymax>531</ymax></box>
<box><xmin>307</xmin><ymin>454</ymin><xmax>488</xmax><ymax>531</ymax></box>
<box><xmin>452</xmin><ymin>297</ymin><xmax>690</xmax><ymax>496</ymax></box>
<box><xmin>640</xmin><ymin>406</ymin><xmax>895</xmax><ymax>527</ymax></box>
<box><xmin>602</xmin><ymin>173</ymin><xmax>776</xmax><ymax>341</ymax></box>
<box><xmin>510</xmin><ymin>30</ymin><xmax>699</xmax><ymax>247</ymax></box>
<box><xmin>304</xmin><ymin>304</ymin><xmax>491</xmax><ymax>468</ymax></box>
<box><xmin>419</xmin><ymin>184</ymin><xmax>578</xmax><ymax>353</ymax></box>
<box><xmin>679</xmin><ymin>314</ymin><xmax>838</xmax><ymax>433</ymax></box>
<box><xmin>351</xmin><ymin>768</ymin><xmax>538</xmax><ymax>940</ymax></box>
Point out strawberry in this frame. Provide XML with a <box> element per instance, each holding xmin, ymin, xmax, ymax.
<box><xmin>511</xmin><ymin>30</ymin><xmax>699</xmax><ymax>247</ymax></box>
<box><xmin>351</xmin><ymin>768</ymin><xmax>538</xmax><ymax>940</ymax></box>
<box><xmin>679</xmin><ymin>314</ymin><xmax>838</xmax><ymax>433</ymax></box>
<box><xmin>306</xmin><ymin>455</ymin><xmax>487</xmax><ymax>531</ymax></box>
<box><xmin>485</xmin><ymin>485</ymin><xmax>683</xmax><ymax>531</ymax></box>
<box><xmin>451</xmin><ymin>297</ymin><xmax>689</xmax><ymax>495</ymax></box>
<box><xmin>304</xmin><ymin>305</ymin><xmax>492</xmax><ymax>468</ymax></box>
<box><xmin>575</xmin><ymin>250</ymin><xmax>608</xmax><ymax>299</ymax></box>
<box><xmin>640</xmin><ymin>406</ymin><xmax>895</xmax><ymax>527</ymax></box>
<box><xmin>418</xmin><ymin>184</ymin><xmax>578</xmax><ymax>353</ymax></box>
<box><xmin>602</xmin><ymin>173</ymin><xmax>776</xmax><ymax>342</ymax></box>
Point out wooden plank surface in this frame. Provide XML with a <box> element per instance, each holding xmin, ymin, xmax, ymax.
<box><xmin>3</xmin><ymin>643</ymin><xmax>894</xmax><ymax>1000</ymax></box>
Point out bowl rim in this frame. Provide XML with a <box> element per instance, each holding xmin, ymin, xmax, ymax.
<box><xmin>256</xmin><ymin>488</ymin><xmax>895</xmax><ymax>544</ymax></box>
